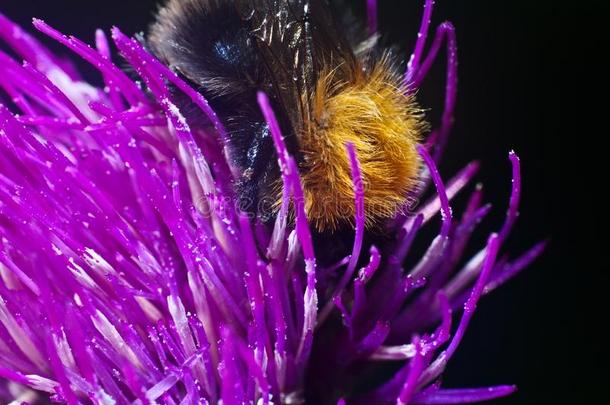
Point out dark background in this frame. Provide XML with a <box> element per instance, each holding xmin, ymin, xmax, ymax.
<box><xmin>1</xmin><ymin>0</ymin><xmax>606</xmax><ymax>403</ymax></box>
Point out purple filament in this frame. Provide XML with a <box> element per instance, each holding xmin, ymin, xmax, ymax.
<box><xmin>0</xmin><ymin>1</ymin><xmax>545</xmax><ymax>404</ymax></box>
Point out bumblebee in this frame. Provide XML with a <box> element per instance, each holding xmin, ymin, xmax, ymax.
<box><xmin>148</xmin><ymin>0</ymin><xmax>426</xmax><ymax>232</ymax></box>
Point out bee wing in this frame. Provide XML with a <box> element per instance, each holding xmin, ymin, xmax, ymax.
<box><xmin>235</xmin><ymin>0</ymin><xmax>355</xmax><ymax>133</ymax></box>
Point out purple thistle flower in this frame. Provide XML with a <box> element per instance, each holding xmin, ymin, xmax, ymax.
<box><xmin>0</xmin><ymin>1</ymin><xmax>545</xmax><ymax>404</ymax></box>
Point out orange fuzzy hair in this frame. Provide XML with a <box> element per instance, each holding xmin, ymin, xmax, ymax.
<box><xmin>299</xmin><ymin>56</ymin><xmax>426</xmax><ymax>231</ymax></box>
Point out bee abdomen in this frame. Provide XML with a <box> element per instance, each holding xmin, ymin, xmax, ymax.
<box><xmin>299</xmin><ymin>55</ymin><xmax>427</xmax><ymax>231</ymax></box>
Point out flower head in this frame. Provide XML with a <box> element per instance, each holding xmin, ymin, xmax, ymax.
<box><xmin>0</xmin><ymin>1</ymin><xmax>544</xmax><ymax>404</ymax></box>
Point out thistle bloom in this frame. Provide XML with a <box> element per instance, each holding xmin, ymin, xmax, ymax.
<box><xmin>0</xmin><ymin>1</ymin><xmax>544</xmax><ymax>404</ymax></box>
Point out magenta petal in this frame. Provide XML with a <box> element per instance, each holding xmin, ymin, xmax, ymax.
<box><xmin>0</xmin><ymin>3</ymin><xmax>543</xmax><ymax>404</ymax></box>
<box><xmin>412</xmin><ymin>386</ymin><xmax>517</xmax><ymax>404</ymax></box>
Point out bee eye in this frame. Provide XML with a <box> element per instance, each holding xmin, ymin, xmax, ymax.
<box><xmin>213</xmin><ymin>41</ymin><xmax>237</xmax><ymax>62</ymax></box>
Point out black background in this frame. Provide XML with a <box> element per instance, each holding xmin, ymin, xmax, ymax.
<box><xmin>1</xmin><ymin>0</ymin><xmax>606</xmax><ymax>404</ymax></box>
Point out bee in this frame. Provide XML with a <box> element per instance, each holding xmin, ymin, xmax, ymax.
<box><xmin>148</xmin><ymin>0</ymin><xmax>426</xmax><ymax>233</ymax></box>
